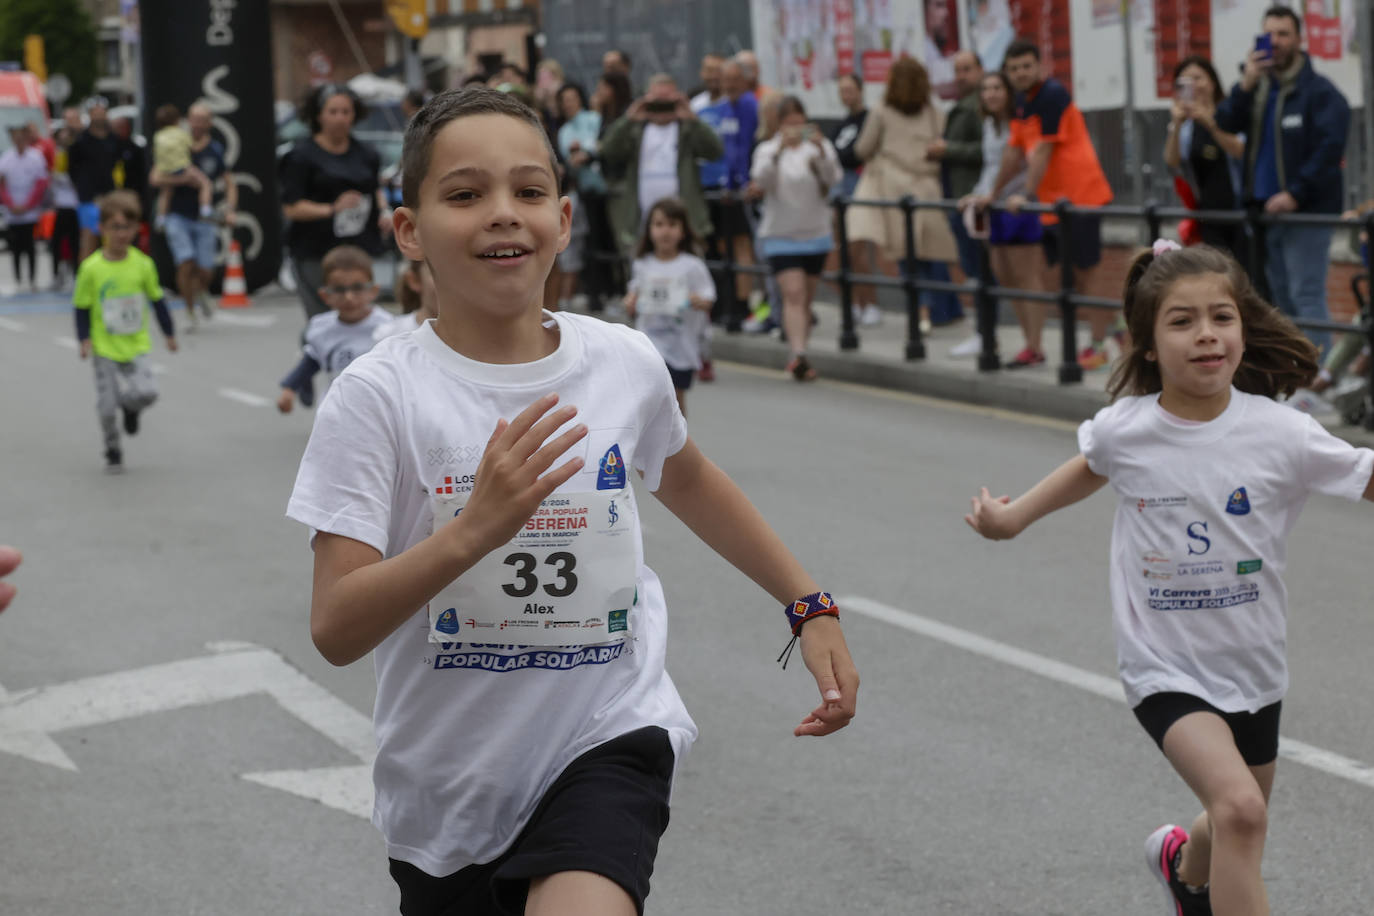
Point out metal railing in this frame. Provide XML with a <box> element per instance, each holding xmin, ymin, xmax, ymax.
<box><xmin>591</xmin><ymin>195</ymin><xmax>1374</xmax><ymax>428</ymax></box>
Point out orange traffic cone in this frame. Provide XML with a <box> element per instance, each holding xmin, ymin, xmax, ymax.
<box><xmin>220</xmin><ymin>240</ymin><xmax>251</xmax><ymax>308</ymax></box>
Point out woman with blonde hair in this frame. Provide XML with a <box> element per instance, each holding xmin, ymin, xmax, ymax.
<box><xmin>846</xmin><ymin>57</ymin><xmax>959</xmax><ymax>333</ymax></box>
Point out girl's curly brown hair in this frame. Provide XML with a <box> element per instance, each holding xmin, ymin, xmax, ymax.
<box><xmin>1106</xmin><ymin>244</ymin><xmax>1319</xmax><ymax>401</ymax></box>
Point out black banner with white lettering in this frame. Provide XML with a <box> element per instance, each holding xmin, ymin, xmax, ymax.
<box><xmin>138</xmin><ymin>0</ymin><xmax>281</xmax><ymax>291</ymax></box>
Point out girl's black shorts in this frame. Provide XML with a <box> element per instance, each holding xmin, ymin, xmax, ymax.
<box><xmin>1133</xmin><ymin>692</ymin><xmax>1282</xmax><ymax>766</ymax></box>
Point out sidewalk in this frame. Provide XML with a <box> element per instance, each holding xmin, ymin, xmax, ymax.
<box><xmin>707</xmin><ymin>296</ymin><xmax>1374</xmax><ymax>447</ymax></box>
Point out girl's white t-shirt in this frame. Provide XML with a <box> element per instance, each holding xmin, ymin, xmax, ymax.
<box><xmin>629</xmin><ymin>252</ymin><xmax>716</xmax><ymax>371</ymax></box>
<box><xmin>1079</xmin><ymin>389</ymin><xmax>1373</xmax><ymax>712</ymax></box>
<box><xmin>286</xmin><ymin>312</ymin><xmax>698</xmax><ymax>876</ymax></box>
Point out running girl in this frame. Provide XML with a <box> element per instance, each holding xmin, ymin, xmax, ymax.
<box><xmin>623</xmin><ymin>196</ymin><xmax>716</xmax><ymax>416</ymax></box>
<box><xmin>965</xmin><ymin>242</ymin><xmax>1374</xmax><ymax>916</ymax></box>
<box><xmin>374</xmin><ymin>259</ymin><xmax>439</xmax><ymax>342</ymax></box>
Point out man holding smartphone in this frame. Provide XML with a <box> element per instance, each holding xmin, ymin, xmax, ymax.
<box><xmin>1215</xmin><ymin>4</ymin><xmax>1349</xmax><ymax>354</ymax></box>
<box><xmin>599</xmin><ymin>74</ymin><xmax>725</xmax><ymax>259</ymax></box>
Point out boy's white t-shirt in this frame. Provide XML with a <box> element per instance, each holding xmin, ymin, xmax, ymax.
<box><xmin>628</xmin><ymin>252</ymin><xmax>716</xmax><ymax>370</ymax></box>
<box><xmin>1079</xmin><ymin>389</ymin><xmax>1373</xmax><ymax>712</ymax></box>
<box><xmin>286</xmin><ymin>311</ymin><xmax>698</xmax><ymax>876</ymax></box>
<box><xmin>302</xmin><ymin>307</ymin><xmax>393</xmax><ymax>375</ymax></box>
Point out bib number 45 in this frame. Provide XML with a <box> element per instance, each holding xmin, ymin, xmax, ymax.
<box><xmin>502</xmin><ymin>551</ymin><xmax>578</xmax><ymax>598</ymax></box>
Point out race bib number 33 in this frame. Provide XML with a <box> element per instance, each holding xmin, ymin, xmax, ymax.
<box><xmin>429</xmin><ymin>490</ymin><xmax>637</xmax><ymax>645</ymax></box>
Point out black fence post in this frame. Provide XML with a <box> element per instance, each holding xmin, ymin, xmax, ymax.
<box><xmin>901</xmin><ymin>196</ymin><xmax>925</xmax><ymax>360</ymax></box>
<box><xmin>835</xmin><ymin>197</ymin><xmax>859</xmax><ymax>351</ymax></box>
<box><xmin>720</xmin><ymin>225</ymin><xmax>742</xmax><ymax>333</ymax></box>
<box><xmin>1364</xmin><ymin>214</ymin><xmax>1374</xmax><ymax>430</ymax></box>
<box><xmin>1145</xmin><ymin>201</ymin><xmax>1161</xmax><ymax>245</ymax></box>
<box><xmin>1056</xmin><ymin>200</ymin><xmax>1083</xmax><ymax>384</ymax></box>
<box><xmin>975</xmin><ymin>231</ymin><xmax>1000</xmax><ymax>371</ymax></box>
<box><xmin>1244</xmin><ymin>202</ymin><xmax>1269</xmax><ymax>300</ymax></box>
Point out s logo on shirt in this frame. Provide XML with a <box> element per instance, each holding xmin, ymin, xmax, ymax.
<box><xmin>1186</xmin><ymin>521</ymin><xmax>1211</xmax><ymax>556</ymax></box>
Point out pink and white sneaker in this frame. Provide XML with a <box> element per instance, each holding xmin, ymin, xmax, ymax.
<box><xmin>1144</xmin><ymin>824</ymin><xmax>1212</xmax><ymax>916</ymax></box>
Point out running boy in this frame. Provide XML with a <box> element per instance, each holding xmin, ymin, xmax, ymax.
<box><xmin>277</xmin><ymin>244</ymin><xmax>392</xmax><ymax>413</ymax></box>
<box><xmin>74</xmin><ymin>190</ymin><xmax>178</xmax><ymax>473</ymax></box>
<box><xmin>286</xmin><ymin>87</ymin><xmax>858</xmax><ymax>916</ymax></box>
<box><xmin>965</xmin><ymin>241</ymin><xmax>1374</xmax><ymax>916</ymax></box>
<box><xmin>624</xmin><ymin>196</ymin><xmax>716</xmax><ymax>416</ymax></box>
<box><xmin>150</xmin><ymin>104</ymin><xmax>212</xmax><ymax>230</ymax></box>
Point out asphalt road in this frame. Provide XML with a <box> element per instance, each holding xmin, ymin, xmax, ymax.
<box><xmin>1</xmin><ymin>295</ymin><xmax>1371</xmax><ymax>915</ymax></box>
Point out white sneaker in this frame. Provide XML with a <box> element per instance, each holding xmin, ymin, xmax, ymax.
<box><xmin>860</xmin><ymin>304</ymin><xmax>883</xmax><ymax>326</ymax></box>
<box><xmin>949</xmin><ymin>334</ymin><xmax>983</xmax><ymax>357</ymax></box>
<box><xmin>1286</xmin><ymin>388</ymin><xmax>1330</xmax><ymax>415</ymax></box>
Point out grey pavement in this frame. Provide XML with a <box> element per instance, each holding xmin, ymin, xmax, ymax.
<box><xmin>1</xmin><ymin>290</ymin><xmax>1372</xmax><ymax>914</ymax></box>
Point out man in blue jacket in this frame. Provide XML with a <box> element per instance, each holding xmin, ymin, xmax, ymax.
<box><xmin>1215</xmin><ymin>4</ymin><xmax>1349</xmax><ymax>353</ymax></box>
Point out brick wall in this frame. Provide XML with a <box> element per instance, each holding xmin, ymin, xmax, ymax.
<box><xmin>271</xmin><ymin>3</ymin><xmax>388</xmax><ymax>105</ymax></box>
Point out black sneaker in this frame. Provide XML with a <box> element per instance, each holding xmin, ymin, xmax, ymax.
<box><xmin>104</xmin><ymin>448</ymin><xmax>124</xmax><ymax>474</ymax></box>
<box><xmin>122</xmin><ymin>407</ymin><xmax>140</xmax><ymax>435</ymax></box>
<box><xmin>1144</xmin><ymin>824</ymin><xmax>1211</xmax><ymax>916</ymax></box>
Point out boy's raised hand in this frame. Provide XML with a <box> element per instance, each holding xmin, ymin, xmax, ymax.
<box><xmin>455</xmin><ymin>394</ymin><xmax>588</xmax><ymax>558</ymax></box>
<box><xmin>964</xmin><ymin>486</ymin><xmax>1017</xmax><ymax>540</ymax></box>
<box><xmin>795</xmin><ymin>616</ymin><xmax>859</xmax><ymax>737</ymax></box>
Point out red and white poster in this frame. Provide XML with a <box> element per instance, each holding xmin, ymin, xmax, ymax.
<box><xmin>834</xmin><ymin>0</ymin><xmax>857</xmax><ymax>75</ymax></box>
<box><xmin>1008</xmin><ymin>0</ymin><xmax>1072</xmax><ymax>89</ymax></box>
<box><xmin>1304</xmin><ymin>0</ymin><xmax>1342</xmax><ymax>61</ymax></box>
<box><xmin>1153</xmin><ymin>0</ymin><xmax>1211</xmax><ymax>98</ymax></box>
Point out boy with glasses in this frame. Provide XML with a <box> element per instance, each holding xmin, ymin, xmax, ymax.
<box><xmin>277</xmin><ymin>244</ymin><xmax>391</xmax><ymax>413</ymax></box>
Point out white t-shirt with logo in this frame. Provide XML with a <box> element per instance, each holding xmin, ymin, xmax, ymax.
<box><xmin>638</xmin><ymin>121</ymin><xmax>681</xmax><ymax>220</ymax></box>
<box><xmin>1079</xmin><ymin>390</ymin><xmax>1373</xmax><ymax>712</ymax></box>
<box><xmin>301</xmin><ymin>307</ymin><xmax>394</xmax><ymax>376</ymax></box>
<box><xmin>629</xmin><ymin>252</ymin><xmax>716</xmax><ymax>371</ymax></box>
<box><xmin>0</xmin><ymin>146</ymin><xmax>49</xmax><ymax>224</ymax></box>
<box><xmin>286</xmin><ymin>311</ymin><xmax>697</xmax><ymax>876</ymax></box>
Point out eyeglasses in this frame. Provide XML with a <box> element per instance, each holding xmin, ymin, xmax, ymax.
<box><xmin>325</xmin><ymin>283</ymin><xmax>372</xmax><ymax>297</ymax></box>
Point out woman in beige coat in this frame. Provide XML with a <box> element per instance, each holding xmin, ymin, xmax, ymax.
<box><xmin>846</xmin><ymin>57</ymin><xmax>960</xmax><ymax>332</ymax></box>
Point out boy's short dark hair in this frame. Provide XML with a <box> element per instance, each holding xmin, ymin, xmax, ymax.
<box><xmin>321</xmin><ymin>245</ymin><xmax>375</xmax><ymax>282</ymax></box>
<box><xmin>98</xmin><ymin>190</ymin><xmax>141</xmax><ymax>224</ymax></box>
<box><xmin>400</xmin><ymin>86</ymin><xmax>560</xmax><ymax>209</ymax></box>
<box><xmin>1262</xmin><ymin>5</ymin><xmax>1301</xmax><ymax>34</ymax></box>
<box><xmin>1004</xmin><ymin>37</ymin><xmax>1040</xmax><ymax>63</ymax></box>
<box><xmin>155</xmin><ymin>104</ymin><xmax>182</xmax><ymax>130</ymax></box>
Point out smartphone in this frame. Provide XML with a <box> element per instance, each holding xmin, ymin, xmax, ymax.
<box><xmin>1254</xmin><ymin>33</ymin><xmax>1273</xmax><ymax>57</ymax></box>
<box><xmin>1176</xmin><ymin>78</ymin><xmax>1194</xmax><ymax>103</ymax></box>
<box><xmin>801</xmin><ymin>124</ymin><xmax>818</xmax><ymax>141</ymax></box>
<box><xmin>644</xmin><ymin>98</ymin><xmax>677</xmax><ymax>114</ymax></box>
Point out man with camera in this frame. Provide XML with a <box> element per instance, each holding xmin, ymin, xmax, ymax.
<box><xmin>598</xmin><ymin>74</ymin><xmax>725</xmax><ymax>258</ymax></box>
<box><xmin>1215</xmin><ymin>4</ymin><xmax>1349</xmax><ymax>354</ymax></box>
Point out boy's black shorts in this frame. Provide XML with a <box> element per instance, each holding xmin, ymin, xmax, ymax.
<box><xmin>1133</xmin><ymin>692</ymin><xmax>1282</xmax><ymax>766</ymax></box>
<box><xmin>389</xmin><ymin>726</ymin><xmax>674</xmax><ymax>916</ymax></box>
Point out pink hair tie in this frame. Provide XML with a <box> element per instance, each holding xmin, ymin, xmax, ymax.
<box><xmin>1152</xmin><ymin>238</ymin><xmax>1183</xmax><ymax>257</ymax></box>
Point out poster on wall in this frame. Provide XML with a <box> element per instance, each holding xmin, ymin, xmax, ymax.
<box><xmin>921</xmin><ymin>0</ymin><xmax>962</xmax><ymax>99</ymax></box>
<box><xmin>1304</xmin><ymin>0</ymin><xmax>1352</xmax><ymax>61</ymax></box>
<box><xmin>968</xmin><ymin>0</ymin><xmax>1015</xmax><ymax>73</ymax></box>
<box><xmin>1154</xmin><ymin>0</ymin><xmax>1211</xmax><ymax>98</ymax></box>
<box><xmin>1007</xmin><ymin>0</ymin><xmax>1072</xmax><ymax>86</ymax></box>
<box><xmin>1090</xmin><ymin>0</ymin><xmax>1119</xmax><ymax>27</ymax></box>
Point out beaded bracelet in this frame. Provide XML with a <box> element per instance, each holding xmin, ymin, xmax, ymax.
<box><xmin>777</xmin><ymin>591</ymin><xmax>839</xmax><ymax>669</ymax></box>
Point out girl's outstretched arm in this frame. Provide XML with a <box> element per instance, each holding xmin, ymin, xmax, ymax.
<box><xmin>966</xmin><ymin>454</ymin><xmax>1108</xmax><ymax>540</ymax></box>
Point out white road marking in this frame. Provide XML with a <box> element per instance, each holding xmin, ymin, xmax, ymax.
<box><xmin>215</xmin><ymin>311</ymin><xmax>279</xmax><ymax>329</ymax></box>
<box><xmin>0</xmin><ymin>316</ymin><xmax>26</xmax><ymax>332</ymax></box>
<box><xmin>218</xmin><ymin>387</ymin><xmax>272</xmax><ymax>408</ymax></box>
<box><xmin>0</xmin><ymin>641</ymin><xmax>375</xmax><ymax>818</ymax></box>
<box><xmin>843</xmin><ymin>595</ymin><xmax>1374</xmax><ymax>791</ymax></box>
<box><xmin>53</xmin><ymin>336</ymin><xmax>77</xmax><ymax>350</ymax></box>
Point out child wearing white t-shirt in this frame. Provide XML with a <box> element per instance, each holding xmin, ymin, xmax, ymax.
<box><xmin>624</xmin><ymin>197</ymin><xmax>716</xmax><ymax>416</ymax></box>
<box><xmin>373</xmin><ymin>259</ymin><xmax>439</xmax><ymax>343</ymax></box>
<box><xmin>286</xmin><ymin>88</ymin><xmax>858</xmax><ymax>916</ymax></box>
<box><xmin>965</xmin><ymin>242</ymin><xmax>1374</xmax><ymax>916</ymax></box>
<box><xmin>277</xmin><ymin>244</ymin><xmax>391</xmax><ymax>413</ymax></box>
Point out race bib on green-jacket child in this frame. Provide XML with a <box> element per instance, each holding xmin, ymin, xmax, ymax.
<box><xmin>102</xmin><ymin>293</ymin><xmax>146</xmax><ymax>335</ymax></box>
<box><xmin>428</xmin><ymin>488</ymin><xmax>638</xmax><ymax>645</ymax></box>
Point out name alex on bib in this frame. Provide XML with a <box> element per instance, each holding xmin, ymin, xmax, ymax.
<box><xmin>429</xmin><ymin>487</ymin><xmax>638</xmax><ymax>646</ymax></box>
